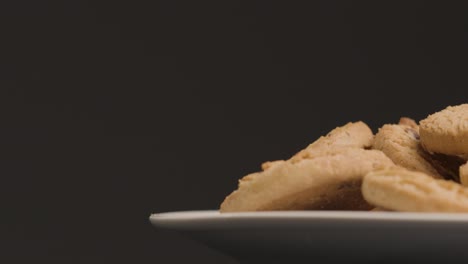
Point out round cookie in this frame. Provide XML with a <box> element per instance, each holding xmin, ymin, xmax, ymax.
<box><xmin>362</xmin><ymin>167</ymin><xmax>468</xmax><ymax>212</ymax></box>
<box><xmin>290</xmin><ymin>121</ymin><xmax>373</xmax><ymax>163</ymax></box>
<box><xmin>220</xmin><ymin>148</ymin><xmax>394</xmax><ymax>212</ymax></box>
<box><xmin>372</xmin><ymin>118</ymin><xmax>442</xmax><ymax>178</ymax></box>
<box><xmin>419</xmin><ymin>104</ymin><xmax>468</xmax><ymax>158</ymax></box>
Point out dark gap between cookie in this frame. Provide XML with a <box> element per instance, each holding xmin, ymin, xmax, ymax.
<box><xmin>418</xmin><ymin>145</ymin><xmax>466</xmax><ymax>182</ymax></box>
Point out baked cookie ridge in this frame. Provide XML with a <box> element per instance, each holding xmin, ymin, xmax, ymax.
<box><xmin>372</xmin><ymin>119</ymin><xmax>442</xmax><ymax>179</ymax></box>
<box><xmin>362</xmin><ymin>167</ymin><xmax>468</xmax><ymax>212</ymax></box>
<box><xmin>419</xmin><ymin>104</ymin><xmax>468</xmax><ymax>157</ymax></box>
<box><xmin>220</xmin><ymin>148</ymin><xmax>394</xmax><ymax>212</ymax></box>
<box><xmin>290</xmin><ymin>121</ymin><xmax>373</xmax><ymax>163</ymax></box>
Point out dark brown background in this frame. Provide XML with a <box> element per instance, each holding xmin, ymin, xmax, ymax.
<box><xmin>2</xmin><ymin>1</ymin><xmax>468</xmax><ymax>263</ymax></box>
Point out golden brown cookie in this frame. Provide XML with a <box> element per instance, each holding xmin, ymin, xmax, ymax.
<box><xmin>460</xmin><ymin>161</ymin><xmax>468</xmax><ymax>187</ymax></box>
<box><xmin>398</xmin><ymin>117</ymin><xmax>418</xmax><ymax>129</ymax></box>
<box><xmin>220</xmin><ymin>148</ymin><xmax>394</xmax><ymax>212</ymax></box>
<box><xmin>262</xmin><ymin>121</ymin><xmax>374</xmax><ymax>171</ymax></box>
<box><xmin>290</xmin><ymin>121</ymin><xmax>373</xmax><ymax>163</ymax></box>
<box><xmin>372</xmin><ymin>118</ymin><xmax>443</xmax><ymax>178</ymax></box>
<box><xmin>420</xmin><ymin>104</ymin><xmax>468</xmax><ymax>158</ymax></box>
<box><xmin>362</xmin><ymin>167</ymin><xmax>468</xmax><ymax>212</ymax></box>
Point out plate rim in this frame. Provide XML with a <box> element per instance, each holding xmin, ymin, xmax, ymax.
<box><xmin>150</xmin><ymin>210</ymin><xmax>468</xmax><ymax>229</ymax></box>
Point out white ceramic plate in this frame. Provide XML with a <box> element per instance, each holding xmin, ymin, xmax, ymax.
<box><xmin>150</xmin><ymin>210</ymin><xmax>468</xmax><ymax>263</ymax></box>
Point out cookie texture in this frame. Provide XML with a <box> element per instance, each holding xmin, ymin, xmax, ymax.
<box><xmin>398</xmin><ymin>117</ymin><xmax>418</xmax><ymax>129</ymax></box>
<box><xmin>460</xmin><ymin>162</ymin><xmax>468</xmax><ymax>187</ymax></box>
<box><xmin>362</xmin><ymin>167</ymin><xmax>468</xmax><ymax>212</ymax></box>
<box><xmin>220</xmin><ymin>148</ymin><xmax>394</xmax><ymax>212</ymax></box>
<box><xmin>419</xmin><ymin>104</ymin><xmax>468</xmax><ymax>158</ymax></box>
<box><xmin>372</xmin><ymin>118</ymin><xmax>442</xmax><ymax>178</ymax></box>
<box><xmin>289</xmin><ymin>121</ymin><xmax>373</xmax><ymax>163</ymax></box>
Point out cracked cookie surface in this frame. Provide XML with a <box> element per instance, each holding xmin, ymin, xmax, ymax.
<box><xmin>420</xmin><ymin>104</ymin><xmax>468</xmax><ymax>158</ymax></box>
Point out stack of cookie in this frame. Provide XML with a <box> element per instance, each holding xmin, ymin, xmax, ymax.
<box><xmin>220</xmin><ymin>104</ymin><xmax>468</xmax><ymax>213</ymax></box>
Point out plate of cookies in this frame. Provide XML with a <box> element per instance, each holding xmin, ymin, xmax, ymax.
<box><xmin>151</xmin><ymin>104</ymin><xmax>468</xmax><ymax>262</ymax></box>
